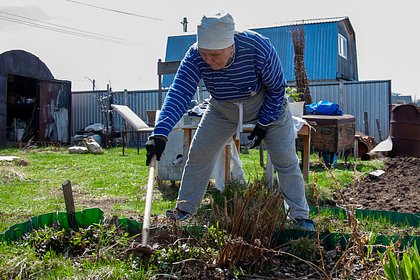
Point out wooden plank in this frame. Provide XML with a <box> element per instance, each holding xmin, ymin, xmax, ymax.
<box><xmin>157</xmin><ymin>61</ymin><xmax>181</xmax><ymax>75</ymax></box>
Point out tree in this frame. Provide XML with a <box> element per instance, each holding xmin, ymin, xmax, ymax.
<box><xmin>292</xmin><ymin>25</ymin><xmax>313</xmax><ymax>107</ymax></box>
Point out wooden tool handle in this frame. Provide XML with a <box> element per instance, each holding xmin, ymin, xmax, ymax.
<box><xmin>142</xmin><ymin>156</ymin><xmax>156</xmax><ymax>246</ymax></box>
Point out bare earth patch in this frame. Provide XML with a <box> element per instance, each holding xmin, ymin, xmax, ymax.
<box><xmin>337</xmin><ymin>156</ymin><xmax>420</xmax><ymax>213</ymax></box>
<box><xmin>72</xmin><ymin>189</ymin><xmax>142</xmax><ymax>219</ymax></box>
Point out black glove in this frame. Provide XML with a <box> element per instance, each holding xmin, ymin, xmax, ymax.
<box><xmin>247</xmin><ymin>124</ymin><xmax>267</xmax><ymax>149</ymax></box>
<box><xmin>145</xmin><ymin>136</ymin><xmax>166</xmax><ymax>166</ymax></box>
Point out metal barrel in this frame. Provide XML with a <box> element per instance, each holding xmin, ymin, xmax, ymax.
<box><xmin>389</xmin><ymin>104</ymin><xmax>420</xmax><ymax>157</ymax></box>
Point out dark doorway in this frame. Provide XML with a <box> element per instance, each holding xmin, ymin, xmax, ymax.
<box><xmin>6</xmin><ymin>74</ymin><xmax>71</xmax><ymax>144</ymax></box>
<box><xmin>6</xmin><ymin>74</ymin><xmax>39</xmax><ymax>142</ymax></box>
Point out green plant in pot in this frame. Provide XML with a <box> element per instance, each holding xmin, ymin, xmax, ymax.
<box><xmin>286</xmin><ymin>87</ymin><xmax>305</xmax><ymax>117</ymax></box>
<box><xmin>286</xmin><ymin>86</ymin><xmax>304</xmax><ymax>102</ymax></box>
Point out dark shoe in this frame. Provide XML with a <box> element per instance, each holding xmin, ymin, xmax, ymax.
<box><xmin>294</xmin><ymin>218</ymin><xmax>316</xmax><ymax>231</ymax></box>
<box><xmin>166</xmin><ymin>208</ymin><xmax>191</xmax><ymax>221</ymax></box>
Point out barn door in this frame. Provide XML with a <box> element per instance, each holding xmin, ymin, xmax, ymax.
<box><xmin>38</xmin><ymin>80</ymin><xmax>71</xmax><ymax>143</ymax></box>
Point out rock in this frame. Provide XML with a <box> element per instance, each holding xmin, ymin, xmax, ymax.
<box><xmin>83</xmin><ymin>137</ymin><xmax>103</xmax><ymax>154</ymax></box>
<box><xmin>0</xmin><ymin>156</ymin><xmax>20</xmax><ymax>161</ymax></box>
<box><xmin>68</xmin><ymin>146</ymin><xmax>89</xmax><ymax>154</ymax></box>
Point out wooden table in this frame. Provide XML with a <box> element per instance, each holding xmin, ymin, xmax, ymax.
<box><xmin>127</xmin><ymin>127</ymin><xmax>154</xmax><ymax>155</ymax></box>
<box><xmin>299</xmin><ymin>124</ymin><xmax>311</xmax><ymax>182</ymax></box>
<box><xmin>299</xmin><ymin>114</ymin><xmax>355</xmax><ymax>165</ymax></box>
<box><xmin>182</xmin><ymin>122</ymin><xmax>311</xmax><ymax>185</ymax></box>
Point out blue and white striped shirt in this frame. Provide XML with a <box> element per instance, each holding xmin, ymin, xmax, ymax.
<box><xmin>153</xmin><ymin>30</ymin><xmax>286</xmax><ymax>138</ymax></box>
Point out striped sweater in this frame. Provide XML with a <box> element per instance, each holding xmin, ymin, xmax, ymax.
<box><xmin>153</xmin><ymin>30</ymin><xmax>286</xmax><ymax>138</ymax></box>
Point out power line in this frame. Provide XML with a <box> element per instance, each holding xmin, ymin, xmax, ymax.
<box><xmin>64</xmin><ymin>0</ymin><xmax>163</xmax><ymax>21</ymax></box>
<box><xmin>0</xmin><ymin>11</ymin><xmax>122</xmax><ymax>41</ymax></box>
<box><xmin>0</xmin><ymin>11</ymin><xmax>143</xmax><ymax>46</ymax></box>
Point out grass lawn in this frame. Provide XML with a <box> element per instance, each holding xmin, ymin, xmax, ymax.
<box><xmin>0</xmin><ymin>146</ymin><xmax>384</xmax><ymax>232</ymax></box>
<box><xmin>4</xmin><ymin>146</ymin><xmax>416</xmax><ymax>279</ymax></box>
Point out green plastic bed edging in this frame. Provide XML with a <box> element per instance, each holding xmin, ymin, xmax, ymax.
<box><xmin>310</xmin><ymin>206</ymin><xmax>420</xmax><ymax>227</ymax></box>
<box><xmin>117</xmin><ymin>215</ymin><xmax>420</xmax><ymax>251</ymax></box>
<box><xmin>1</xmin><ymin>207</ymin><xmax>419</xmax><ymax>251</ymax></box>
<box><xmin>272</xmin><ymin>229</ymin><xmax>420</xmax><ymax>252</ymax></box>
<box><xmin>0</xmin><ymin>208</ymin><xmax>104</xmax><ymax>242</ymax></box>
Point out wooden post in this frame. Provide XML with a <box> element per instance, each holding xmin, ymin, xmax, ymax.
<box><xmin>301</xmin><ymin>124</ymin><xmax>310</xmax><ymax>182</ymax></box>
<box><xmin>265</xmin><ymin>154</ymin><xmax>274</xmax><ymax>189</ymax></box>
<box><xmin>224</xmin><ymin>145</ymin><xmax>230</xmax><ymax>185</ymax></box>
<box><xmin>62</xmin><ymin>180</ymin><xmax>76</xmax><ymax>229</ymax></box>
<box><xmin>234</xmin><ymin>138</ymin><xmax>240</xmax><ymax>152</ymax></box>
<box><xmin>122</xmin><ymin>89</ymin><xmax>128</xmax><ymax>155</ymax></box>
<box><xmin>157</xmin><ymin>59</ymin><xmax>163</xmax><ymax>108</ymax></box>
<box><xmin>364</xmin><ymin>112</ymin><xmax>369</xmax><ymax>136</ymax></box>
<box><xmin>14</xmin><ymin>118</ymin><xmax>17</xmax><ymax>143</ymax></box>
<box><xmin>375</xmin><ymin>119</ymin><xmax>383</xmax><ymax>142</ymax></box>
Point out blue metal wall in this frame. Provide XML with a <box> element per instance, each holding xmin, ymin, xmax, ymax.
<box><xmin>163</xmin><ymin>19</ymin><xmax>349</xmax><ymax>87</ymax></box>
<box><xmin>163</xmin><ymin>34</ymin><xmax>196</xmax><ymax>87</ymax></box>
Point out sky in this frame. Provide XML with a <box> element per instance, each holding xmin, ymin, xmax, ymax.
<box><xmin>1</xmin><ymin>0</ymin><xmax>419</xmax><ymax>101</ymax></box>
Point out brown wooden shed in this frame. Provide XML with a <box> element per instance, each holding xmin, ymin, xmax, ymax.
<box><xmin>0</xmin><ymin>49</ymin><xmax>71</xmax><ymax>146</ymax></box>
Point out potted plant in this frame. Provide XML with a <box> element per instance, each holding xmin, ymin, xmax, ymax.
<box><xmin>286</xmin><ymin>87</ymin><xmax>305</xmax><ymax>117</ymax></box>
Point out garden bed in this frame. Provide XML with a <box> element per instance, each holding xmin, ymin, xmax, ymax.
<box><xmin>337</xmin><ymin>156</ymin><xmax>420</xmax><ymax>213</ymax></box>
<box><xmin>1</xmin><ymin>148</ymin><xmax>419</xmax><ymax>279</ymax></box>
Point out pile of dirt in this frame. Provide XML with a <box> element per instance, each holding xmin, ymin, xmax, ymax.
<box><xmin>337</xmin><ymin>156</ymin><xmax>420</xmax><ymax>213</ymax></box>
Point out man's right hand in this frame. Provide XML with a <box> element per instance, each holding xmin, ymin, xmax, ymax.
<box><xmin>145</xmin><ymin>136</ymin><xmax>167</xmax><ymax>166</ymax></box>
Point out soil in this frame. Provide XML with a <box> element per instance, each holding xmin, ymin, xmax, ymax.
<box><xmin>336</xmin><ymin>156</ymin><xmax>420</xmax><ymax>213</ymax></box>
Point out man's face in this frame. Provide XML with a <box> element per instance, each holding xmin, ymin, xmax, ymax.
<box><xmin>199</xmin><ymin>45</ymin><xmax>234</xmax><ymax>70</ymax></box>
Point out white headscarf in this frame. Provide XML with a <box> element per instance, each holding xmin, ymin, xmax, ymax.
<box><xmin>197</xmin><ymin>12</ymin><xmax>235</xmax><ymax>50</ymax></box>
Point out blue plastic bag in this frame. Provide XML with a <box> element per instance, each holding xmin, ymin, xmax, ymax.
<box><xmin>305</xmin><ymin>100</ymin><xmax>343</xmax><ymax>116</ymax></box>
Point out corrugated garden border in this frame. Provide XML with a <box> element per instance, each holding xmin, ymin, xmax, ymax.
<box><xmin>1</xmin><ymin>207</ymin><xmax>419</xmax><ymax>250</ymax></box>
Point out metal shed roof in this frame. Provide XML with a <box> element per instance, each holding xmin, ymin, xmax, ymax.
<box><xmin>163</xmin><ymin>16</ymin><xmax>354</xmax><ymax>87</ymax></box>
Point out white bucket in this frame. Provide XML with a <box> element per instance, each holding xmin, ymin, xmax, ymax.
<box><xmin>288</xmin><ymin>101</ymin><xmax>305</xmax><ymax>117</ymax></box>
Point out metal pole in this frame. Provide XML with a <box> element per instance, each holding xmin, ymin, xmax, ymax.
<box><xmin>181</xmin><ymin>17</ymin><xmax>188</xmax><ymax>32</ymax></box>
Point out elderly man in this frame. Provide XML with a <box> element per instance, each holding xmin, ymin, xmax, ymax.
<box><xmin>146</xmin><ymin>12</ymin><xmax>314</xmax><ymax>230</ymax></box>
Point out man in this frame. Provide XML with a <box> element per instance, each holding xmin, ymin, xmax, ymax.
<box><xmin>146</xmin><ymin>12</ymin><xmax>314</xmax><ymax>230</ymax></box>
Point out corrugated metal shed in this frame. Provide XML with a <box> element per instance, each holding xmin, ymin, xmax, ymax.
<box><xmin>162</xmin><ymin>16</ymin><xmax>357</xmax><ymax>87</ymax></box>
<box><xmin>1</xmin><ymin>50</ymin><xmax>71</xmax><ymax>145</ymax></box>
<box><xmin>71</xmin><ymin>80</ymin><xmax>390</xmax><ymax>144</ymax></box>
<box><xmin>71</xmin><ymin>89</ymin><xmax>166</xmax><ymax>146</ymax></box>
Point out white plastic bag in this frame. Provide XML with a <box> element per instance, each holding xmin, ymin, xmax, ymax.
<box><xmin>212</xmin><ymin>139</ymin><xmax>246</xmax><ymax>191</ymax></box>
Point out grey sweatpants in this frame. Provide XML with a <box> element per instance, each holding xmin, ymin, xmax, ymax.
<box><xmin>176</xmin><ymin>91</ymin><xmax>310</xmax><ymax>219</ymax></box>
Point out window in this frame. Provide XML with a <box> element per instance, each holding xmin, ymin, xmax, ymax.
<box><xmin>338</xmin><ymin>33</ymin><xmax>348</xmax><ymax>59</ymax></box>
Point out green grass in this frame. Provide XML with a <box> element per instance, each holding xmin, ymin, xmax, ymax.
<box><xmin>0</xmin><ymin>146</ymin><xmax>383</xmax><ymax>232</ymax></box>
<box><xmin>0</xmin><ymin>147</ymin><xmax>168</xmax><ymax>232</ymax></box>
<box><xmin>1</xmin><ymin>146</ymin><xmax>415</xmax><ymax>279</ymax></box>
